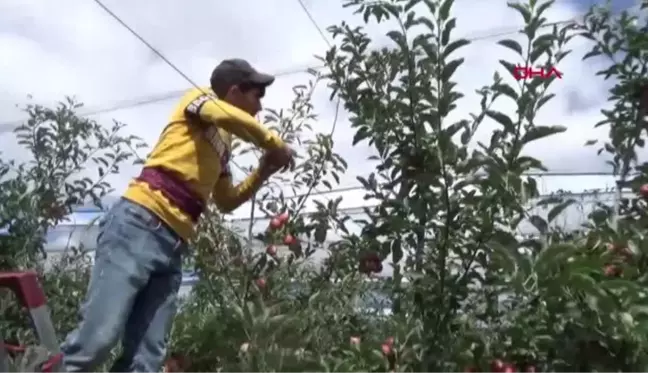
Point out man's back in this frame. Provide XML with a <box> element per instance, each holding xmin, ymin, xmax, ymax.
<box><xmin>124</xmin><ymin>87</ymin><xmax>232</xmax><ymax>240</ymax></box>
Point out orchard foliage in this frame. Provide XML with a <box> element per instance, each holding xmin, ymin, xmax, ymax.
<box><xmin>3</xmin><ymin>0</ymin><xmax>648</xmax><ymax>372</ymax></box>
<box><xmin>0</xmin><ymin>98</ymin><xmax>146</xmax><ymax>370</ymax></box>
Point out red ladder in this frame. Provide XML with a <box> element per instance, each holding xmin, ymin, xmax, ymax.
<box><xmin>0</xmin><ymin>271</ymin><xmax>62</xmax><ymax>372</ymax></box>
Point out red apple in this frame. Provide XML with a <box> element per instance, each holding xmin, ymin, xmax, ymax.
<box><xmin>277</xmin><ymin>211</ymin><xmax>290</xmax><ymax>223</ymax></box>
<box><xmin>604</xmin><ymin>264</ymin><xmax>621</xmax><ymax>277</ymax></box>
<box><xmin>283</xmin><ymin>234</ymin><xmax>295</xmax><ymax>245</ymax></box>
<box><xmin>269</xmin><ymin>218</ymin><xmax>282</xmax><ymax>229</ymax></box>
<box><xmin>163</xmin><ymin>358</ymin><xmax>180</xmax><ymax>372</ymax></box>
<box><xmin>381</xmin><ymin>343</ymin><xmax>392</xmax><ymax>356</ymax></box>
<box><xmin>349</xmin><ymin>336</ymin><xmax>361</xmax><ymax>345</ymax></box>
<box><xmin>266</xmin><ymin>245</ymin><xmax>277</xmax><ymax>256</ymax></box>
<box><xmin>255</xmin><ymin>278</ymin><xmax>266</xmax><ymax>288</ymax></box>
<box><xmin>618</xmin><ymin>247</ymin><xmax>633</xmax><ymax>260</ymax></box>
<box><xmin>163</xmin><ymin>354</ymin><xmax>187</xmax><ymax>372</ymax></box>
<box><xmin>502</xmin><ymin>364</ymin><xmax>516</xmax><ymax>372</ymax></box>
<box><xmin>608</xmin><ymin>243</ymin><xmax>626</xmax><ymax>253</ymax></box>
<box><xmin>490</xmin><ymin>359</ymin><xmax>505</xmax><ymax>372</ymax></box>
<box><xmin>607</xmin><ymin>243</ymin><xmax>633</xmax><ymax>261</ymax></box>
<box><xmin>640</xmin><ymin>183</ymin><xmax>648</xmax><ymax>198</ymax></box>
<box><xmin>384</xmin><ymin>336</ymin><xmax>395</xmax><ymax>346</ymax></box>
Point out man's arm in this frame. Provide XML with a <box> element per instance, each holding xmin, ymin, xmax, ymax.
<box><xmin>212</xmin><ymin>171</ymin><xmax>264</xmax><ymax>213</ymax></box>
<box><xmin>185</xmin><ymin>94</ymin><xmax>285</xmax><ymax>150</ymax></box>
<box><xmin>212</xmin><ymin>154</ymin><xmax>279</xmax><ymax>213</ymax></box>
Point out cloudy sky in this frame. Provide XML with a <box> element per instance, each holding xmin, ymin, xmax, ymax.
<box><xmin>0</xmin><ymin>0</ymin><xmax>642</xmax><ymax>273</ymax></box>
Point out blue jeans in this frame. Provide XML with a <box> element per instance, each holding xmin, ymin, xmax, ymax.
<box><xmin>61</xmin><ymin>198</ymin><xmax>185</xmax><ymax>372</ymax></box>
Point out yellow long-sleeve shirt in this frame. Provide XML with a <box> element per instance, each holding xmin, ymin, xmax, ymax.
<box><xmin>123</xmin><ymin>87</ymin><xmax>285</xmax><ymax>240</ymax></box>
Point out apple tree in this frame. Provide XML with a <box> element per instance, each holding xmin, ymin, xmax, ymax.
<box><xmin>0</xmin><ymin>98</ymin><xmax>145</xmax><ymax>346</ymax></box>
<box><xmin>320</xmin><ymin>0</ymin><xmax>648</xmax><ymax>371</ymax></box>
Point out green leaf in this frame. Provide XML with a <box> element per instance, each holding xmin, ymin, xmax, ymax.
<box><xmin>547</xmin><ymin>198</ymin><xmax>576</xmax><ymax>223</ymax></box>
<box><xmin>443</xmin><ymin>39</ymin><xmax>470</xmax><ymax>58</ymax></box>
<box><xmin>488</xmin><ymin>241</ymin><xmax>518</xmax><ymax>275</ymax></box>
<box><xmin>528</xmin><ymin>215</ymin><xmax>548</xmax><ymax>234</ymax></box>
<box><xmin>442</xmin><ymin>58</ymin><xmax>463</xmax><ymax>81</ymax></box>
<box><xmin>582</xmin><ymin>49</ymin><xmax>602</xmax><ymax>60</ymax></box>
<box><xmin>569</xmin><ymin>273</ymin><xmax>601</xmax><ymax>298</ymax></box>
<box><xmin>485</xmin><ymin>110</ymin><xmax>515</xmax><ymax>131</ymax></box>
<box><xmin>386</xmin><ymin>30</ymin><xmax>406</xmax><ymax>49</ymax></box>
<box><xmin>508</xmin><ymin>2</ymin><xmax>531</xmax><ymax>23</ymax></box>
<box><xmin>535</xmin><ymin>0</ymin><xmax>553</xmax><ymax>18</ymax></box>
<box><xmin>444</xmin><ymin>121</ymin><xmax>464</xmax><ymax>138</ymax></box>
<box><xmin>404</xmin><ymin>0</ymin><xmax>422</xmax><ymax>12</ymax></box>
<box><xmin>460</xmin><ymin>124</ymin><xmax>471</xmax><ymax>145</ymax></box>
<box><xmin>499</xmin><ymin>59</ymin><xmax>518</xmax><ymax>78</ymax></box>
<box><xmin>441</xmin><ymin>18</ymin><xmax>456</xmax><ymax>46</ymax></box>
<box><xmin>529</xmin><ymin>38</ymin><xmax>552</xmax><ymax>62</ymax></box>
<box><xmin>423</xmin><ymin>0</ymin><xmax>436</xmax><ymax>14</ymax></box>
<box><xmin>521</xmin><ymin>125</ymin><xmax>566</xmax><ymax>144</ymax></box>
<box><xmin>438</xmin><ymin>0</ymin><xmax>454</xmax><ymax>21</ymax></box>
<box><xmin>497</xmin><ymin>39</ymin><xmax>524</xmax><ymax>55</ymax></box>
<box><xmin>535</xmin><ymin>93</ymin><xmax>555</xmax><ymax>110</ymax></box>
<box><xmin>630</xmin><ymin>305</ymin><xmax>648</xmax><ymax>318</ymax></box>
<box><xmin>535</xmin><ymin>242</ymin><xmax>577</xmax><ymax>276</ymax></box>
<box><xmin>603</xmin><ymin>279</ymin><xmax>642</xmax><ymax>298</ymax></box>
<box><xmin>493</xmin><ymin>83</ymin><xmax>519</xmax><ymax>101</ymax></box>
<box><xmin>391</xmin><ymin>239</ymin><xmax>403</xmax><ymax>264</ymax></box>
<box><xmin>532</xmin><ymin>34</ymin><xmax>555</xmax><ymax>50</ymax></box>
<box><xmin>515</xmin><ymin>155</ymin><xmax>546</xmax><ymax>171</ymax></box>
<box><xmin>352</xmin><ymin>127</ymin><xmax>371</xmax><ymax>145</ymax></box>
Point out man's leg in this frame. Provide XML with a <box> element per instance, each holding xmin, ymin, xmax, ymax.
<box><xmin>109</xmin><ymin>255</ymin><xmax>183</xmax><ymax>372</ymax></box>
<box><xmin>61</xmin><ymin>198</ymin><xmax>175</xmax><ymax>371</ymax></box>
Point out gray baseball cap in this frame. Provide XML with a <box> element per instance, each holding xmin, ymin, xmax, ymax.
<box><xmin>210</xmin><ymin>58</ymin><xmax>275</xmax><ymax>94</ymax></box>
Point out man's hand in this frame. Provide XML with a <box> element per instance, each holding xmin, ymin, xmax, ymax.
<box><xmin>264</xmin><ymin>145</ymin><xmax>295</xmax><ymax>171</ymax></box>
<box><xmin>260</xmin><ymin>146</ymin><xmax>295</xmax><ymax>177</ymax></box>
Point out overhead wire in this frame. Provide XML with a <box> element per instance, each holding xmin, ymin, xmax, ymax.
<box><xmin>249</xmin><ymin>0</ymin><xmax>607</xmax><ymax>247</ymax></box>
<box><xmin>282</xmin><ymin>2</ymin><xmax>633</xmax><ymax>247</ymax></box>
<box><xmin>226</xmin><ymin>187</ymin><xmax>628</xmax><ymax>223</ymax></box>
<box><xmin>0</xmin><ymin>65</ymin><xmax>323</xmax><ymax>132</ymax></box>
<box><xmin>0</xmin><ymin>11</ymin><xmax>584</xmax><ymax>131</ymax></box>
<box><xmin>2</xmin><ymin>16</ymin><xmax>590</xmax><ymax>246</ymax></box>
<box><xmin>10</xmin><ymin>0</ymin><xmax>633</xmax><ymax>138</ymax></box>
<box><xmin>290</xmin><ymin>0</ymin><xmax>344</xmax><ymax>217</ymax></box>
<box><xmin>65</xmin><ymin>170</ymin><xmax>631</xmax><ymax>215</ymax></box>
<box><xmin>1</xmin><ymin>10</ymin><xmax>603</xmax><ymax>199</ymax></box>
<box><xmin>89</xmin><ymin>0</ymin><xmax>274</xmax><ymax>176</ymax></box>
<box><xmin>87</xmin><ymin>0</ymin><xmax>343</xmax><ymax>243</ymax></box>
<box><xmin>0</xmin><ymin>1</ymin><xmax>637</xmax><ymax>262</ymax></box>
<box><xmin>244</xmin><ymin>170</ymin><xmax>640</xmax><ymax>200</ymax></box>
<box><xmin>24</xmin><ymin>1</ymin><xmax>599</xmax><ymax>245</ymax></box>
<box><xmin>287</xmin><ymin>0</ymin><xmax>586</xmax><ymax>210</ymax></box>
<box><xmin>89</xmin><ymin>0</ymin><xmax>338</xmax><ymax>245</ymax></box>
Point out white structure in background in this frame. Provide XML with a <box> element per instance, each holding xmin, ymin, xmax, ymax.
<box><xmin>36</xmin><ymin>173</ymin><xmax>627</xmax><ymax>297</ymax></box>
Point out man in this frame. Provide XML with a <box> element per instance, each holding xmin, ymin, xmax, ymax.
<box><xmin>61</xmin><ymin>59</ymin><xmax>293</xmax><ymax>372</ymax></box>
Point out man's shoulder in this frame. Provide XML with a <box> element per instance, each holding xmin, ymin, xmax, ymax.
<box><xmin>175</xmin><ymin>87</ymin><xmax>216</xmax><ymax>117</ymax></box>
<box><xmin>181</xmin><ymin>87</ymin><xmax>215</xmax><ymax>104</ymax></box>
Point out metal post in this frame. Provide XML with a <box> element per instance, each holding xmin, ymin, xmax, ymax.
<box><xmin>0</xmin><ymin>271</ymin><xmax>62</xmax><ymax>372</ymax></box>
<box><xmin>613</xmin><ymin>179</ymin><xmax>623</xmax><ymax>230</ymax></box>
<box><xmin>0</xmin><ymin>330</ymin><xmax>9</xmax><ymax>372</ymax></box>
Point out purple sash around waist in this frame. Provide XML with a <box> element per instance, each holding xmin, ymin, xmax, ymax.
<box><xmin>136</xmin><ymin>166</ymin><xmax>205</xmax><ymax>222</ymax></box>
